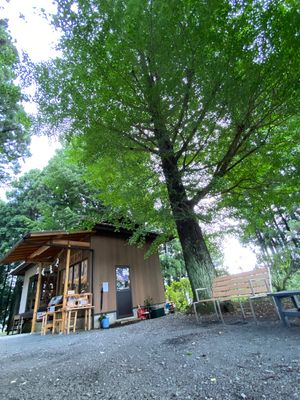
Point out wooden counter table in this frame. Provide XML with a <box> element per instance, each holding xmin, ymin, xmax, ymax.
<box><xmin>41</xmin><ymin>293</ymin><xmax>94</xmax><ymax>335</ymax></box>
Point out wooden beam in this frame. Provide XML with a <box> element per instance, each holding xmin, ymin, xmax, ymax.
<box><xmin>50</xmin><ymin>240</ymin><xmax>90</xmax><ymax>248</ymax></box>
<box><xmin>29</xmin><ymin>246</ymin><xmax>50</xmax><ymax>259</ymax></box>
<box><xmin>62</xmin><ymin>246</ymin><xmax>71</xmax><ymax>334</ymax></box>
<box><xmin>31</xmin><ymin>264</ymin><xmax>42</xmax><ymax>334</ymax></box>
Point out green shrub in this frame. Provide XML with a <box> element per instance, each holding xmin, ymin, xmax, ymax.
<box><xmin>287</xmin><ymin>272</ymin><xmax>300</xmax><ymax>290</ymax></box>
<box><xmin>165</xmin><ymin>278</ymin><xmax>193</xmax><ymax>311</ymax></box>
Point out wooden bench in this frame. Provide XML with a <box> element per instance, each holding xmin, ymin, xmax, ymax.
<box><xmin>193</xmin><ymin>267</ymin><xmax>279</xmax><ymax>323</ymax></box>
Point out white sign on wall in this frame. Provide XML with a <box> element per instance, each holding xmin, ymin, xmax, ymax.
<box><xmin>102</xmin><ymin>282</ymin><xmax>109</xmax><ymax>292</ymax></box>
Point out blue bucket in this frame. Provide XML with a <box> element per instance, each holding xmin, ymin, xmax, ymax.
<box><xmin>101</xmin><ymin>317</ymin><xmax>109</xmax><ymax>329</ymax></box>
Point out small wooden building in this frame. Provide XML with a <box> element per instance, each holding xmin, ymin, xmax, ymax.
<box><xmin>0</xmin><ymin>223</ymin><xmax>165</xmax><ymax>331</ymax></box>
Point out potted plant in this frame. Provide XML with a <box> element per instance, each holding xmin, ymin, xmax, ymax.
<box><xmin>144</xmin><ymin>297</ymin><xmax>153</xmax><ymax>311</ymax></box>
<box><xmin>98</xmin><ymin>314</ymin><xmax>109</xmax><ymax>329</ymax></box>
<box><xmin>144</xmin><ymin>297</ymin><xmax>165</xmax><ymax>319</ymax></box>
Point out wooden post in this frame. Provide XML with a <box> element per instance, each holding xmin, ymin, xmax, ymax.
<box><xmin>31</xmin><ymin>264</ymin><xmax>42</xmax><ymax>334</ymax></box>
<box><xmin>62</xmin><ymin>246</ymin><xmax>71</xmax><ymax>334</ymax></box>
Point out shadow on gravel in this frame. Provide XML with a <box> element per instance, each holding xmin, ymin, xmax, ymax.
<box><xmin>163</xmin><ymin>333</ymin><xmax>199</xmax><ymax>346</ymax></box>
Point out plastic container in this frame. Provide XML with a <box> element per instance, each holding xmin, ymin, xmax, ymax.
<box><xmin>150</xmin><ymin>307</ymin><xmax>165</xmax><ymax>319</ymax></box>
<box><xmin>101</xmin><ymin>316</ymin><xmax>110</xmax><ymax>329</ymax></box>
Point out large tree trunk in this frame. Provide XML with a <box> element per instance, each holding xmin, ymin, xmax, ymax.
<box><xmin>175</xmin><ymin>215</ymin><xmax>214</xmax><ymax>298</ymax></box>
<box><xmin>159</xmin><ymin>142</ymin><xmax>214</xmax><ymax>299</ymax></box>
<box><xmin>148</xmin><ymin>85</ymin><xmax>214</xmax><ymax>298</ymax></box>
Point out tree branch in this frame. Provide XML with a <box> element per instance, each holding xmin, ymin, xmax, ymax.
<box><xmin>0</xmin><ymin>127</ymin><xmax>17</xmax><ymax>134</ymax></box>
<box><xmin>188</xmin><ymin>121</ymin><xmax>269</xmax><ymax>207</ymax></box>
<box><xmin>104</xmin><ymin>123</ymin><xmax>159</xmax><ymax>155</ymax></box>
<box><xmin>172</xmin><ymin>68</ymin><xmax>194</xmax><ymax>145</ymax></box>
<box><xmin>180</xmin><ymin>119</ymin><xmax>219</xmax><ymax>174</ymax></box>
<box><xmin>219</xmin><ymin>178</ymin><xmax>249</xmax><ymax>195</ymax></box>
<box><xmin>174</xmin><ymin>82</ymin><xmax>220</xmax><ymax>162</ymax></box>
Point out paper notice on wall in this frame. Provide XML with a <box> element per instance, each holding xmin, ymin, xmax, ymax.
<box><xmin>102</xmin><ymin>282</ymin><xmax>109</xmax><ymax>292</ymax></box>
<box><xmin>37</xmin><ymin>312</ymin><xmax>44</xmax><ymax>321</ymax></box>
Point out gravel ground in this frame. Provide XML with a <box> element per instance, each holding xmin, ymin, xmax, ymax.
<box><xmin>0</xmin><ymin>314</ymin><xmax>299</xmax><ymax>400</ymax></box>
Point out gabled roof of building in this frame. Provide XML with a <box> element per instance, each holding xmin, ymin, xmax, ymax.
<box><xmin>0</xmin><ymin>230</ymin><xmax>93</xmax><ymax>265</ymax></box>
<box><xmin>10</xmin><ymin>261</ymin><xmax>35</xmax><ymax>276</ymax></box>
<box><xmin>93</xmin><ymin>223</ymin><xmax>159</xmax><ymax>240</ymax></box>
<box><xmin>0</xmin><ymin>223</ymin><xmax>159</xmax><ymax>268</ymax></box>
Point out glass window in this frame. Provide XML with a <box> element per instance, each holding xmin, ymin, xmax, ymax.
<box><xmin>26</xmin><ymin>275</ymin><xmax>37</xmax><ymax>311</ymax></box>
<box><xmin>59</xmin><ymin>259</ymin><xmax>89</xmax><ymax>294</ymax></box>
<box><xmin>116</xmin><ymin>267</ymin><xmax>130</xmax><ymax>291</ymax></box>
<box><xmin>80</xmin><ymin>259</ymin><xmax>89</xmax><ymax>292</ymax></box>
<box><xmin>41</xmin><ymin>274</ymin><xmax>56</xmax><ymax>307</ymax></box>
<box><xmin>68</xmin><ymin>266</ymin><xmax>74</xmax><ymax>290</ymax></box>
<box><xmin>25</xmin><ymin>272</ymin><xmax>57</xmax><ymax>311</ymax></box>
<box><xmin>73</xmin><ymin>263</ymin><xmax>80</xmax><ymax>293</ymax></box>
<box><xmin>59</xmin><ymin>269</ymin><xmax>66</xmax><ymax>294</ymax></box>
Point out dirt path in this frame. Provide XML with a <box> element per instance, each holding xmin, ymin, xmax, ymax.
<box><xmin>0</xmin><ymin>314</ymin><xmax>299</xmax><ymax>400</ymax></box>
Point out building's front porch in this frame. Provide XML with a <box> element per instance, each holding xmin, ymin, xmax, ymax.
<box><xmin>2</xmin><ymin>230</ymin><xmax>94</xmax><ymax>334</ymax></box>
<box><xmin>1</xmin><ymin>225</ymin><xmax>166</xmax><ymax>335</ymax></box>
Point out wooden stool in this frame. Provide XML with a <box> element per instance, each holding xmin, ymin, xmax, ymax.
<box><xmin>53</xmin><ymin>310</ymin><xmax>64</xmax><ymax>334</ymax></box>
<box><xmin>41</xmin><ymin>312</ymin><xmax>54</xmax><ymax>335</ymax></box>
<box><xmin>67</xmin><ymin>309</ymin><xmax>78</xmax><ymax>334</ymax></box>
<box><xmin>12</xmin><ymin>315</ymin><xmax>24</xmax><ymax>334</ymax></box>
<box><xmin>84</xmin><ymin>308</ymin><xmax>92</xmax><ymax>331</ymax></box>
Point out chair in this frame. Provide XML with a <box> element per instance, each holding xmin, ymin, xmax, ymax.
<box><xmin>193</xmin><ymin>267</ymin><xmax>277</xmax><ymax>323</ymax></box>
<box><xmin>41</xmin><ymin>312</ymin><xmax>54</xmax><ymax>335</ymax></box>
<box><xmin>53</xmin><ymin>309</ymin><xmax>64</xmax><ymax>334</ymax></box>
<box><xmin>66</xmin><ymin>309</ymin><xmax>78</xmax><ymax>334</ymax></box>
<box><xmin>11</xmin><ymin>315</ymin><xmax>24</xmax><ymax>334</ymax></box>
<box><xmin>40</xmin><ymin>296</ymin><xmax>63</xmax><ymax>335</ymax></box>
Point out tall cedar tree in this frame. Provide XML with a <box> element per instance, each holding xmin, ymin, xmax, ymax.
<box><xmin>0</xmin><ymin>19</ymin><xmax>30</xmax><ymax>182</ymax></box>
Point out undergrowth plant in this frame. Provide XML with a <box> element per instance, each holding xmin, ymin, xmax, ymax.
<box><xmin>165</xmin><ymin>278</ymin><xmax>193</xmax><ymax>312</ymax></box>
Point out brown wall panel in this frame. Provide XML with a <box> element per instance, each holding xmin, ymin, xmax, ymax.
<box><xmin>91</xmin><ymin>236</ymin><xmax>165</xmax><ymax>315</ymax></box>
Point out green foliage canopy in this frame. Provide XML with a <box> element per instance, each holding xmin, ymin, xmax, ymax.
<box><xmin>36</xmin><ymin>0</ymin><xmax>299</xmax><ymax>202</ymax></box>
